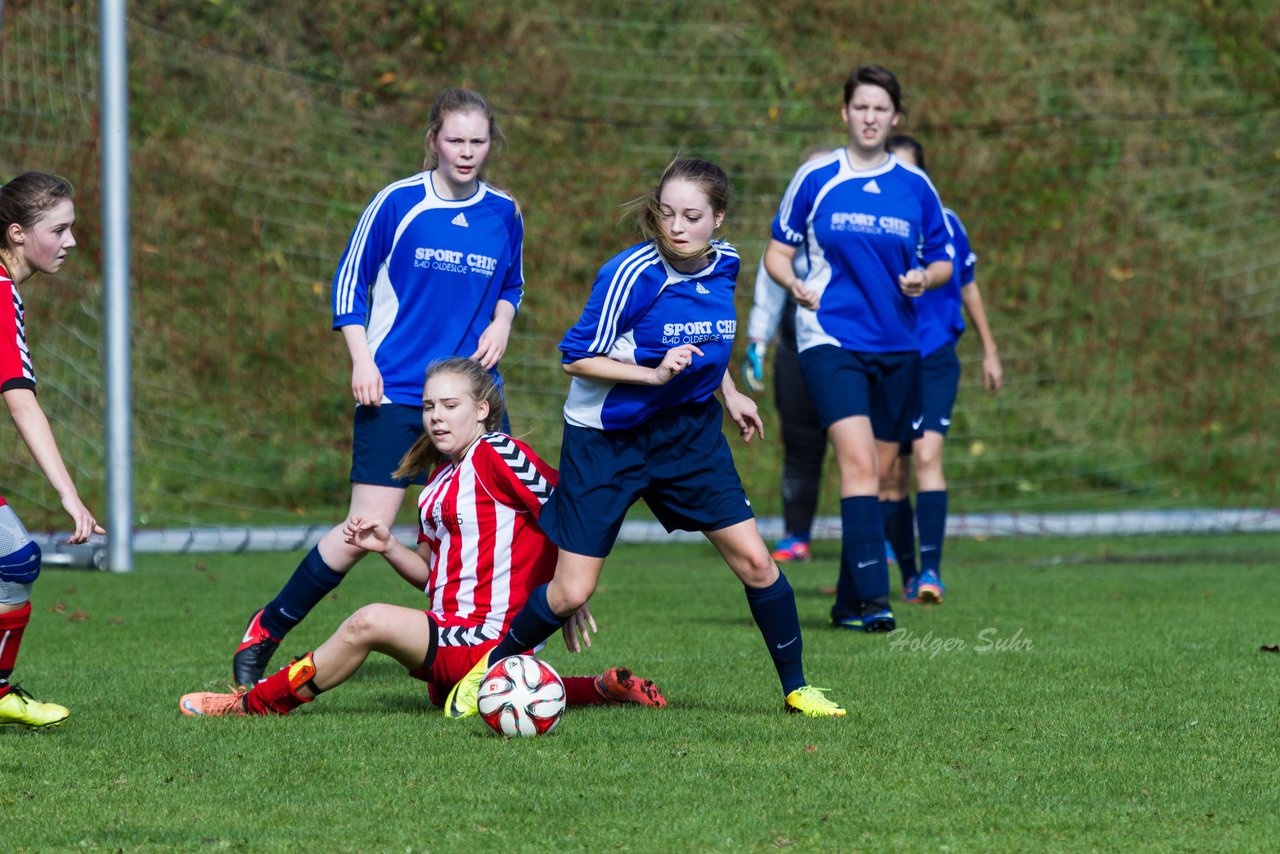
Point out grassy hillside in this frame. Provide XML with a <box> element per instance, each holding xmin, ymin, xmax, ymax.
<box><xmin>1</xmin><ymin>0</ymin><xmax>1276</xmax><ymax>528</ymax></box>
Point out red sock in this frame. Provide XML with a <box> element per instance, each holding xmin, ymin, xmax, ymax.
<box><xmin>0</xmin><ymin>602</ymin><xmax>33</xmax><ymax>699</ymax></box>
<box><xmin>244</xmin><ymin>652</ymin><xmax>318</xmax><ymax>716</ymax></box>
<box><xmin>563</xmin><ymin>675</ymin><xmax>609</xmax><ymax>707</ymax></box>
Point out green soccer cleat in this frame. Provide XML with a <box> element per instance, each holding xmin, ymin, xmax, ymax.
<box><xmin>0</xmin><ymin>685</ymin><xmax>70</xmax><ymax>730</ymax></box>
<box><xmin>443</xmin><ymin>652</ymin><xmax>492</xmax><ymax>719</ymax></box>
<box><xmin>784</xmin><ymin>685</ymin><xmax>846</xmax><ymax>718</ymax></box>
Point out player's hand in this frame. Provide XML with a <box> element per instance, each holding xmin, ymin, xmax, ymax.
<box><xmin>724</xmin><ymin>388</ymin><xmax>765</xmax><ymax>443</ymax></box>
<box><xmin>741</xmin><ymin>341</ymin><xmax>766</xmax><ymax>393</ymax></box>
<box><xmin>653</xmin><ymin>344</ymin><xmax>703</xmax><ymax>385</ymax></box>
<box><xmin>471</xmin><ymin>317</ymin><xmax>512</xmax><ymax>370</ymax></box>
<box><xmin>788</xmin><ymin>279</ymin><xmax>821</xmax><ymax>311</ymax></box>
<box><xmin>898</xmin><ymin>268</ymin><xmax>928</xmax><ymax>298</ymax></box>
<box><xmin>983</xmin><ymin>350</ymin><xmax>1004</xmax><ymax>393</ymax></box>
<box><xmin>342</xmin><ymin>515</ymin><xmax>391</xmax><ymax>553</ymax></box>
<box><xmin>61</xmin><ymin>494</ymin><xmax>105</xmax><ymax>544</ymax></box>
<box><xmin>561</xmin><ymin>603</ymin><xmax>598</xmax><ymax>653</ymax></box>
<box><xmin>351</xmin><ymin>359</ymin><xmax>384</xmax><ymax>407</ymax></box>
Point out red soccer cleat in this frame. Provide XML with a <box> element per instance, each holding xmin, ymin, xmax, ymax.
<box><xmin>594</xmin><ymin>667</ymin><xmax>667</xmax><ymax>708</ymax></box>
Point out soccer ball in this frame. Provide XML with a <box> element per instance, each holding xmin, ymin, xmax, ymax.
<box><xmin>477</xmin><ymin>655</ymin><xmax>566</xmax><ymax>737</ymax></box>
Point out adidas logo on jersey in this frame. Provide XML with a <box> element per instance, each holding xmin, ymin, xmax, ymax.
<box><xmin>695</xmin><ymin>283</ymin><xmax>711</xmax><ymax>295</ymax></box>
<box><xmin>863</xmin><ymin>179</ymin><xmax>882</xmax><ymax>194</ymax></box>
<box><xmin>451</xmin><ymin>211</ymin><xmax>469</xmax><ymax>228</ymax></box>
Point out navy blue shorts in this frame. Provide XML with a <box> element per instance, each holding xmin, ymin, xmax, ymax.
<box><xmin>798</xmin><ymin>345</ymin><xmax>922</xmax><ymax>443</ymax></box>
<box><xmin>350</xmin><ymin>404</ymin><xmax>428</xmax><ymax>488</ymax></box>
<box><xmin>899</xmin><ymin>342</ymin><xmax>961</xmax><ymax>454</ymax></box>
<box><xmin>539</xmin><ymin>399</ymin><xmax>755</xmax><ymax>558</ymax></box>
<box><xmin>920</xmin><ymin>342</ymin><xmax>960</xmax><ymax>436</ymax></box>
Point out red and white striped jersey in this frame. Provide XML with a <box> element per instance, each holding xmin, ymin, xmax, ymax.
<box><xmin>0</xmin><ymin>263</ymin><xmax>36</xmax><ymax>393</ymax></box>
<box><xmin>416</xmin><ymin>432</ymin><xmax>558</xmax><ymax>635</ymax></box>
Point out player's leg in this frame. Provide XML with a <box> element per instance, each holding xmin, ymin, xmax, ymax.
<box><xmin>701</xmin><ymin>520</ymin><xmax>843</xmax><ymax>717</ymax></box>
<box><xmin>0</xmin><ymin>501</ymin><xmax>67</xmax><ymax>729</ymax></box>
<box><xmin>913</xmin><ymin>430</ymin><xmax>948</xmax><ymax>602</ymax></box>
<box><xmin>826</xmin><ymin>415</ymin><xmax>894</xmax><ymax>627</ymax></box>
<box><xmin>232</xmin><ymin>483</ymin><xmax>406</xmax><ymax>687</ymax></box>
<box><xmin>772</xmin><ymin>339</ymin><xmax>825</xmax><ymax>563</ymax></box>
<box><xmin>233</xmin><ymin>403</ymin><xmax>422</xmax><ymax>686</ymax></box>
<box><xmin>185</xmin><ymin>604</ymin><xmax>433</xmax><ymax>717</ymax></box>
<box><xmin>441</xmin><ymin>550</ymin><xmax>607</xmax><ymax>719</ymax></box>
<box><xmin>912</xmin><ymin>342</ymin><xmax>959</xmax><ymax>603</ymax></box>
<box><xmin>880</xmin><ymin>447</ymin><xmax>919</xmax><ymax>598</ymax></box>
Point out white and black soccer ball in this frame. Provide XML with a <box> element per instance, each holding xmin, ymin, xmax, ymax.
<box><xmin>477</xmin><ymin>654</ymin><xmax>566</xmax><ymax>737</ymax></box>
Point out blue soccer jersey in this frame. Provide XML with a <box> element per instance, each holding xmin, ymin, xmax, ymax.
<box><xmin>560</xmin><ymin>240</ymin><xmax>741</xmax><ymax>431</ymax></box>
<box><xmin>915</xmin><ymin>208</ymin><xmax>976</xmax><ymax>357</ymax></box>
<box><xmin>771</xmin><ymin>150</ymin><xmax>953</xmax><ymax>354</ymax></box>
<box><xmin>330</xmin><ymin>172</ymin><xmax>524</xmax><ymax>405</ymax></box>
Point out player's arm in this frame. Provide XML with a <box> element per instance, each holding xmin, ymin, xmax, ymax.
<box><xmin>472</xmin><ymin>298</ymin><xmax>516</xmax><ymax>370</ymax></box>
<box><xmin>718</xmin><ymin>370</ymin><xmax>764</xmax><ymax>443</ymax></box>
<box><xmin>340</xmin><ymin>324</ymin><xmax>382</xmax><ymax>406</ymax></box>
<box><xmin>565</xmin><ymin>343</ymin><xmax>705</xmax><ymax>387</ymax></box>
<box><xmin>961</xmin><ymin>281</ymin><xmax>1003</xmax><ymax>393</ymax></box>
<box><xmin>2</xmin><ymin>388</ymin><xmax>103</xmax><ymax>543</ymax></box>
<box><xmin>332</xmin><ymin>189</ymin><xmax>397</xmax><ymax>406</ymax></box>
<box><xmin>342</xmin><ymin>516</ymin><xmax>431</xmax><ymax>588</ymax></box>
<box><xmin>764</xmin><ymin>240</ymin><xmax>820</xmax><ymax>310</ymax></box>
<box><xmin>899</xmin><ymin>261</ymin><xmax>954</xmax><ymax>297</ymax></box>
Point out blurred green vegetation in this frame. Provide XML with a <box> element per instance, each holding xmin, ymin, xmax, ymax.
<box><xmin>1</xmin><ymin>0</ymin><xmax>1276</xmax><ymax>528</ymax></box>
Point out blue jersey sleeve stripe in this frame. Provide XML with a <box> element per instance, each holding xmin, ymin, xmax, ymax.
<box><xmin>589</xmin><ymin>244</ymin><xmax>660</xmax><ymax>354</ymax></box>
<box><xmin>592</xmin><ymin>246</ymin><xmax>656</xmax><ymax>355</ymax></box>
<box><xmin>333</xmin><ymin>175</ymin><xmax>422</xmax><ymax>319</ymax></box>
<box><xmin>775</xmin><ymin>152</ymin><xmax>839</xmax><ymax>245</ymax></box>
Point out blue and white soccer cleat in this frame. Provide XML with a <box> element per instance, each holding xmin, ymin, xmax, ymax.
<box><xmin>916</xmin><ymin>569</ymin><xmax>945</xmax><ymax>604</ymax></box>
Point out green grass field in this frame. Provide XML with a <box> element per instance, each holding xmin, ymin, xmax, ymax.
<box><xmin>5</xmin><ymin>533</ymin><xmax>1279</xmax><ymax>852</ymax></box>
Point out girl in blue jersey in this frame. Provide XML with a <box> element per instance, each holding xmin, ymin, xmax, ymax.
<box><xmin>743</xmin><ymin>146</ymin><xmax>833</xmax><ymax>565</ymax></box>
<box><xmin>444</xmin><ymin>158</ymin><xmax>846</xmax><ymax>719</ymax></box>
<box><xmin>879</xmin><ymin>135</ymin><xmax>1003</xmax><ymax>606</ymax></box>
<box><xmin>231</xmin><ymin>88</ymin><xmax>527</xmax><ymax>687</ymax></box>
<box><xmin>764</xmin><ymin>65</ymin><xmax>954</xmax><ymax>632</ymax></box>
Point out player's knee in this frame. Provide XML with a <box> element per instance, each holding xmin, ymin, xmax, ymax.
<box><xmin>548</xmin><ymin>580</ymin><xmax>592</xmax><ymax>615</ymax></box>
<box><xmin>0</xmin><ymin>540</ymin><xmax>41</xmax><ymax>586</ymax></box>
<box><xmin>340</xmin><ymin>604</ymin><xmax>387</xmax><ymax>645</ymax></box>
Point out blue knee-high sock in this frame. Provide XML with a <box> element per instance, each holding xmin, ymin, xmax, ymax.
<box><xmin>916</xmin><ymin>490</ymin><xmax>948</xmax><ymax>577</ymax></box>
<box><xmin>491</xmin><ymin>584</ymin><xmax>567</xmax><ymax>662</ymax></box>
<box><xmin>881</xmin><ymin>498</ymin><xmax>918</xmax><ymax>585</ymax></box>
<box><xmin>259</xmin><ymin>546</ymin><xmax>347</xmax><ymax>639</ymax></box>
<box><xmin>744</xmin><ymin>573</ymin><xmax>806</xmax><ymax>695</ymax></box>
<box><xmin>838</xmin><ymin>496</ymin><xmax>890</xmax><ymax>616</ymax></box>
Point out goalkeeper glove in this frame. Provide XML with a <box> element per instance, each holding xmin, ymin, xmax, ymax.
<box><xmin>741</xmin><ymin>341</ymin><xmax>766</xmax><ymax>392</ymax></box>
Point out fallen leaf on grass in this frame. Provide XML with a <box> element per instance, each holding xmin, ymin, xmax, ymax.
<box><xmin>804</xmin><ymin>745</ymin><xmax>817</xmax><ymax>753</ymax></box>
<box><xmin>66</xmin><ymin>610</ymin><xmax>89</xmax><ymax>622</ymax></box>
<box><xmin>48</xmin><ymin>602</ymin><xmax>66</xmax><ymax>614</ymax></box>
